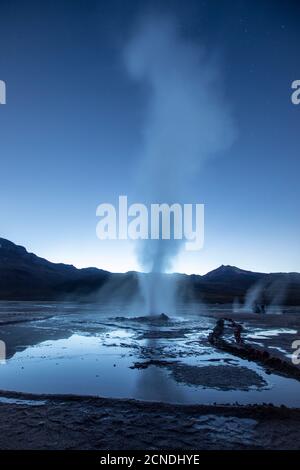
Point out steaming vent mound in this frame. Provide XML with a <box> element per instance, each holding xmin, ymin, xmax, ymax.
<box><xmin>114</xmin><ymin>313</ymin><xmax>171</xmax><ymax>325</ymax></box>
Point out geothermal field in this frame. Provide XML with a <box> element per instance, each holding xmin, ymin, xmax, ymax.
<box><xmin>1</xmin><ymin>300</ymin><xmax>300</xmax><ymax>449</ymax></box>
<box><xmin>1</xmin><ymin>0</ymin><xmax>300</xmax><ymax>459</ymax></box>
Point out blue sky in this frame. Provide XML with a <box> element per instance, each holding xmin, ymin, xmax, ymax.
<box><xmin>0</xmin><ymin>0</ymin><xmax>299</xmax><ymax>274</ymax></box>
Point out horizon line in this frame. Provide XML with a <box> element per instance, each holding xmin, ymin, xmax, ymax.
<box><xmin>1</xmin><ymin>236</ymin><xmax>299</xmax><ymax>278</ymax></box>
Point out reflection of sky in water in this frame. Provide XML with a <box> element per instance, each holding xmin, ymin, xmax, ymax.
<box><xmin>0</xmin><ymin>301</ymin><xmax>300</xmax><ymax>406</ymax></box>
<box><xmin>246</xmin><ymin>329</ymin><xmax>297</xmax><ymax>340</ymax></box>
<box><xmin>1</xmin><ymin>331</ymin><xmax>300</xmax><ymax>407</ymax></box>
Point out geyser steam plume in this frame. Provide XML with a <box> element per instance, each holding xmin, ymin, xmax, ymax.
<box><xmin>124</xmin><ymin>15</ymin><xmax>236</xmax><ymax>313</ymax></box>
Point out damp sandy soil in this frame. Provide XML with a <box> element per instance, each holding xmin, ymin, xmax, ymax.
<box><xmin>0</xmin><ymin>301</ymin><xmax>300</xmax><ymax>449</ymax></box>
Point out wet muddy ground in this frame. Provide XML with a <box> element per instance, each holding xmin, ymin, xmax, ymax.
<box><xmin>0</xmin><ymin>301</ymin><xmax>300</xmax><ymax>449</ymax></box>
<box><xmin>1</xmin><ymin>393</ymin><xmax>300</xmax><ymax>450</ymax></box>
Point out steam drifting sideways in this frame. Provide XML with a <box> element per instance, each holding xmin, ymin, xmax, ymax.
<box><xmin>123</xmin><ymin>16</ymin><xmax>236</xmax><ymax>313</ymax></box>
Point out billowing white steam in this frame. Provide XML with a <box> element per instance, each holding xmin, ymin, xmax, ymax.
<box><xmin>124</xmin><ymin>15</ymin><xmax>236</xmax><ymax>313</ymax></box>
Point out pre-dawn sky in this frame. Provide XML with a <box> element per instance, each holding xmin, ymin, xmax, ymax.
<box><xmin>0</xmin><ymin>0</ymin><xmax>299</xmax><ymax>275</ymax></box>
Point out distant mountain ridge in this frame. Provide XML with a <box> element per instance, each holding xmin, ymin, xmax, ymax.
<box><xmin>0</xmin><ymin>237</ymin><xmax>111</xmax><ymax>300</ymax></box>
<box><xmin>0</xmin><ymin>237</ymin><xmax>300</xmax><ymax>305</ymax></box>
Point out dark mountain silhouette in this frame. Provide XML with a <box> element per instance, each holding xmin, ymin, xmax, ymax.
<box><xmin>0</xmin><ymin>238</ymin><xmax>111</xmax><ymax>300</ymax></box>
<box><xmin>0</xmin><ymin>237</ymin><xmax>299</xmax><ymax>305</ymax></box>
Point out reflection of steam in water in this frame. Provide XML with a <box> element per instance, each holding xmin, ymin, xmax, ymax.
<box><xmin>135</xmin><ymin>331</ymin><xmax>185</xmax><ymax>403</ymax></box>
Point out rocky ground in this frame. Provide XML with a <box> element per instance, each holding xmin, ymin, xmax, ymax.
<box><xmin>1</xmin><ymin>392</ymin><xmax>300</xmax><ymax>450</ymax></box>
